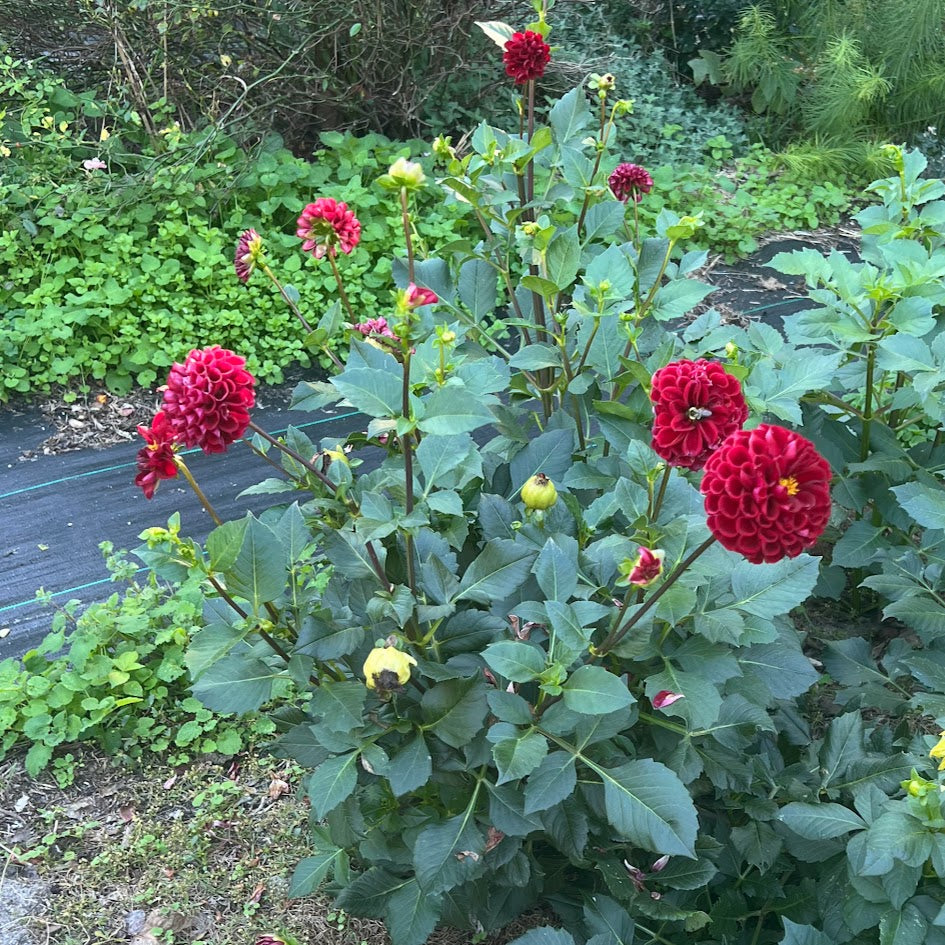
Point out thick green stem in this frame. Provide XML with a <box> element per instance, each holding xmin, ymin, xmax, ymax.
<box><xmin>650</xmin><ymin>465</ymin><xmax>671</xmax><ymax>520</ymax></box>
<box><xmin>261</xmin><ymin>262</ymin><xmax>314</xmax><ymax>334</ymax></box>
<box><xmin>861</xmin><ymin>343</ymin><xmax>876</xmax><ymax>462</ymax></box>
<box><xmin>328</xmin><ymin>253</ymin><xmax>356</xmax><ymax>322</ymax></box>
<box><xmin>174</xmin><ymin>456</ymin><xmax>222</xmax><ymax>526</ymax></box>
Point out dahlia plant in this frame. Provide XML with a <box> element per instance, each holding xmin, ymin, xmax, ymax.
<box><xmin>132</xmin><ymin>7</ymin><xmax>945</xmax><ymax>945</ymax></box>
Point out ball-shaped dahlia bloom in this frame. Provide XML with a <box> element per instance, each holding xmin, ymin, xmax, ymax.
<box><xmin>700</xmin><ymin>424</ymin><xmax>832</xmax><ymax>564</ymax></box>
<box><xmin>134</xmin><ymin>411</ymin><xmax>180</xmax><ymax>499</ymax></box>
<box><xmin>650</xmin><ymin>359</ymin><xmax>748</xmax><ymax>470</ymax></box>
<box><xmin>296</xmin><ymin>198</ymin><xmax>361</xmax><ymax>259</ymax></box>
<box><xmin>503</xmin><ymin>30</ymin><xmax>551</xmax><ymax>84</ymax></box>
<box><xmin>234</xmin><ymin>228</ymin><xmax>263</xmax><ymax>283</ymax></box>
<box><xmin>609</xmin><ymin>163</ymin><xmax>654</xmax><ymax>203</ymax></box>
<box><xmin>162</xmin><ymin>346</ymin><xmax>256</xmax><ymax>454</ymax></box>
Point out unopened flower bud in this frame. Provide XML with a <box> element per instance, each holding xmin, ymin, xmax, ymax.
<box><xmin>378</xmin><ymin>156</ymin><xmax>426</xmax><ymax>191</ymax></box>
<box><xmin>521</xmin><ymin>473</ymin><xmax>558</xmax><ymax>510</ymax></box>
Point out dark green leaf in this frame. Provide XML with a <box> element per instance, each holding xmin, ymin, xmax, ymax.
<box><xmin>524</xmin><ymin>750</ymin><xmax>577</xmax><ymax>814</ymax></box>
<box><xmin>494</xmin><ymin>730</ymin><xmax>548</xmax><ymax>785</ymax></box>
<box><xmin>308</xmin><ymin>752</ymin><xmax>360</xmax><ymax>819</ymax></box>
<box><xmin>458</xmin><ymin>257</ymin><xmax>498</xmax><ymax>318</ymax></box>
<box><xmin>309</xmin><ymin>680</ymin><xmax>366</xmax><ymax>733</ymax></box>
<box><xmin>225</xmin><ymin>515</ymin><xmax>287</xmax><ymax>611</ymax></box>
<box><xmin>421</xmin><ymin>675</ymin><xmax>489</xmax><ymax>748</ymax></box>
<box><xmin>457</xmin><ymin>539</ymin><xmax>537</xmax><ymax>604</ymax></box>
<box><xmin>779</xmin><ymin>802</ymin><xmax>866</xmax><ymax>839</ymax></box>
<box><xmin>533</xmin><ymin>535</ymin><xmax>579</xmax><ymax>602</ymax></box>
<box><xmin>191</xmin><ymin>654</ymin><xmax>274</xmax><ymax>714</ymax></box>
<box><xmin>289</xmin><ymin>849</ymin><xmax>345</xmax><ymax>897</ymax></box>
<box><xmin>419</xmin><ymin>387</ymin><xmax>496</xmax><ymax>435</ymax></box>
<box><xmin>388</xmin><ymin>733</ymin><xmax>432</xmax><ymax>796</ymax></box>
<box><xmin>562</xmin><ymin>665</ymin><xmax>634</xmax><ymax>715</ymax></box>
<box><xmin>413</xmin><ymin>812</ymin><xmax>484</xmax><ymax>893</ymax></box>
<box><xmin>386</xmin><ymin>879</ymin><xmax>443</xmax><ymax>945</ymax></box>
<box><xmin>599</xmin><ymin>759</ymin><xmax>697</xmax><ymax>856</ymax></box>
<box><xmin>483</xmin><ymin>641</ymin><xmax>546</xmax><ymax>682</ymax></box>
<box><xmin>332</xmin><ymin>367</ymin><xmax>402</xmax><ymax>417</ymax></box>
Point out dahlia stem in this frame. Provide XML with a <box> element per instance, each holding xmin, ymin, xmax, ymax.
<box><xmin>400</xmin><ymin>187</ymin><xmax>415</xmax><ymax>282</ymax></box>
<box><xmin>261</xmin><ymin>262</ymin><xmax>314</xmax><ymax>334</ymax></box>
<box><xmin>576</xmin><ymin>94</ymin><xmax>609</xmax><ymax>237</ymax></box>
<box><xmin>207</xmin><ymin>574</ymin><xmax>293</xmax><ymax>665</ymax></box>
<box><xmin>650</xmin><ymin>465</ymin><xmax>671</xmax><ymax>520</ymax></box>
<box><xmin>247</xmin><ymin>421</ymin><xmax>336</xmax><ymax>492</ymax></box>
<box><xmin>328</xmin><ymin>253</ymin><xmax>356</xmax><ymax>322</ymax></box>
<box><xmin>174</xmin><ymin>455</ymin><xmax>222</xmax><ymax>526</ymax></box>
<box><xmin>596</xmin><ymin>536</ymin><xmax>716</xmax><ymax>657</ymax></box>
<box><xmin>861</xmin><ymin>342</ymin><xmax>876</xmax><ymax>462</ymax></box>
<box><xmin>246</xmin><ymin>422</ymin><xmax>391</xmax><ymax>591</ymax></box>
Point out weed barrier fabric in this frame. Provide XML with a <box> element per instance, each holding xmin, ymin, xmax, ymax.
<box><xmin>0</xmin><ymin>233</ymin><xmax>856</xmax><ymax>660</ymax></box>
<box><xmin>0</xmin><ymin>399</ymin><xmax>363</xmax><ymax>660</ymax></box>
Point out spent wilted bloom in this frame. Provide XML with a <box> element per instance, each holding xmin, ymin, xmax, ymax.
<box><xmin>234</xmin><ymin>228</ymin><xmax>263</xmax><ymax>283</ymax></box>
<box><xmin>701</xmin><ymin>424</ymin><xmax>832</xmax><ymax>564</ymax></box>
<box><xmin>363</xmin><ymin>646</ymin><xmax>417</xmax><ymax>692</ymax></box>
<box><xmin>134</xmin><ymin>411</ymin><xmax>180</xmax><ymax>499</ymax></box>
<box><xmin>608</xmin><ymin>162</ymin><xmax>654</xmax><ymax>203</ymax></box>
<box><xmin>162</xmin><ymin>346</ymin><xmax>256</xmax><ymax>454</ymax></box>
<box><xmin>503</xmin><ymin>30</ymin><xmax>551</xmax><ymax>84</ymax></box>
<box><xmin>650</xmin><ymin>359</ymin><xmax>748</xmax><ymax>471</ymax></box>
<box><xmin>82</xmin><ymin>157</ymin><xmax>107</xmax><ymax>171</ymax></box>
<box><xmin>296</xmin><ymin>198</ymin><xmax>361</xmax><ymax>259</ymax></box>
<box><xmin>618</xmin><ymin>548</ymin><xmax>665</xmax><ymax>587</ymax></box>
<box><xmin>652</xmin><ymin>690</ymin><xmax>685</xmax><ymax>709</ymax></box>
<box><xmin>352</xmin><ymin>317</ymin><xmax>398</xmax><ymax>340</ymax></box>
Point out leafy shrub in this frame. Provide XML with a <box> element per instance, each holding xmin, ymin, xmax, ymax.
<box><xmin>124</xmin><ymin>19</ymin><xmax>945</xmax><ymax>944</ymax></box>
<box><xmin>0</xmin><ymin>543</ymin><xmax>277</xmax><ymax>785</ymax></box>
<box><xmin>1</xmin><ymin>0</ymin><xmax>516</xmax><ymax>145</ymax></box>
<box><xmin>705</xmin><ymin>0</ymin><xmax>945</xmax><ymax>164</ymax></box>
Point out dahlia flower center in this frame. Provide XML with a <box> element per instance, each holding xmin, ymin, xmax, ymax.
<box><xmin>779</xmin><ymin>476</ymin><xmax>800</xmax><ymax>496</ymax></box>
<box><xmin>687</xmin><ymin>406</ymin><xmax>713</xmax><ymax>422</ymax></box>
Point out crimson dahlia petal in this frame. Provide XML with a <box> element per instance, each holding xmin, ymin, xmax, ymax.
<box><xmin>352</xmin><ymin>317</ymin><xmax>398</xmax><ymax>340</ymax></box>
<box><xmin>296</xmin><ymin>198</ymin><xmax>361</xmax><ymax>259</ymax></box>
<box><xmin>700</xmin><ymin>424</ymin><xmax>832</xmax><ymax>564</ymax></box>
<box><xmin>162</xmin><ymin>346</ymin><xmax>256</xmax><ymax>454</ymax></box>
<box><xmin>609</xmin><ymin>163</ymin><xmax>654</xmax><ymax>203</ymax></box>
<box><xmin>503</xmin><ymin>30</ymin><xmax>551</xmax><ymax>84</ymax></box>
<box><xmin>650</xmin><ymin>359</ymin><xmax>748</xmax><ymax>470</ymax></box>
<box><xmin>134</xmin><ymin>411</ymin><xmax>180</xmax><ymax>498</ymax></box>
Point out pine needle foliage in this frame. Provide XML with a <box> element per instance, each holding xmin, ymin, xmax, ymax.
<box><xmin>718</xmin><ymin>0</ymin><xmax>945</xmax><ymax>166</ymax></box>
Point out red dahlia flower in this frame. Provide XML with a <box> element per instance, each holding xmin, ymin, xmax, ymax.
<box><xmin>503</xmin><ymin>30</ymin><xmax>551</xmax><ymax>84</ymax></box>
<box><xmin>162</xmin><ymin>346</ymin><xmax>256</xmax><ymax>454</ymax></box>
<box><xmin>650</xmin><ymin>359</ymin><xmax>748</xmax><ymax>470</ymax></box>
<box><xmin>609</xmin><ymin>163</ymin><xmax>654</xmax><ymax>203</ymax></box>
<box><xmin>134</xmin><ymin>411</ymin><xmax>179</xmax><ymax>498</ymax></box>
<box><xmin>234</xmin><ymin>228</ymin><xmax>263</xmax><ymax>283</ymax></box>
<box><xmin>296</xmin><ymin>198</ymin><xmax>361</xmax><ymax>259</ymax></box>
<box><xmin>700</xmin><ymin>424</ymin><xmax>832</xmax><ymax>564</ymax></box>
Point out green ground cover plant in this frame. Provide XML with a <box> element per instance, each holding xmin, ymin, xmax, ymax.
<box><xmin>106</xmin><ymin>7</ymin><xmax>945</xmax><ymax>945</ymax></box>
<box><xmin>0</xmin><ymin>545</ymin><xmax>277</xmax><ymax>786</ymax></box>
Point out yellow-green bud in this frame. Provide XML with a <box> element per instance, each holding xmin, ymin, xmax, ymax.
<box><xmin>377</xmin><ymin>156</ymin><xmax>426</xmax><ymax>191</ymax></box>
<box><xmin>521</xmin><ymin>473</ymin><xmax>558</xmax><ymax>510</ymax></box>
